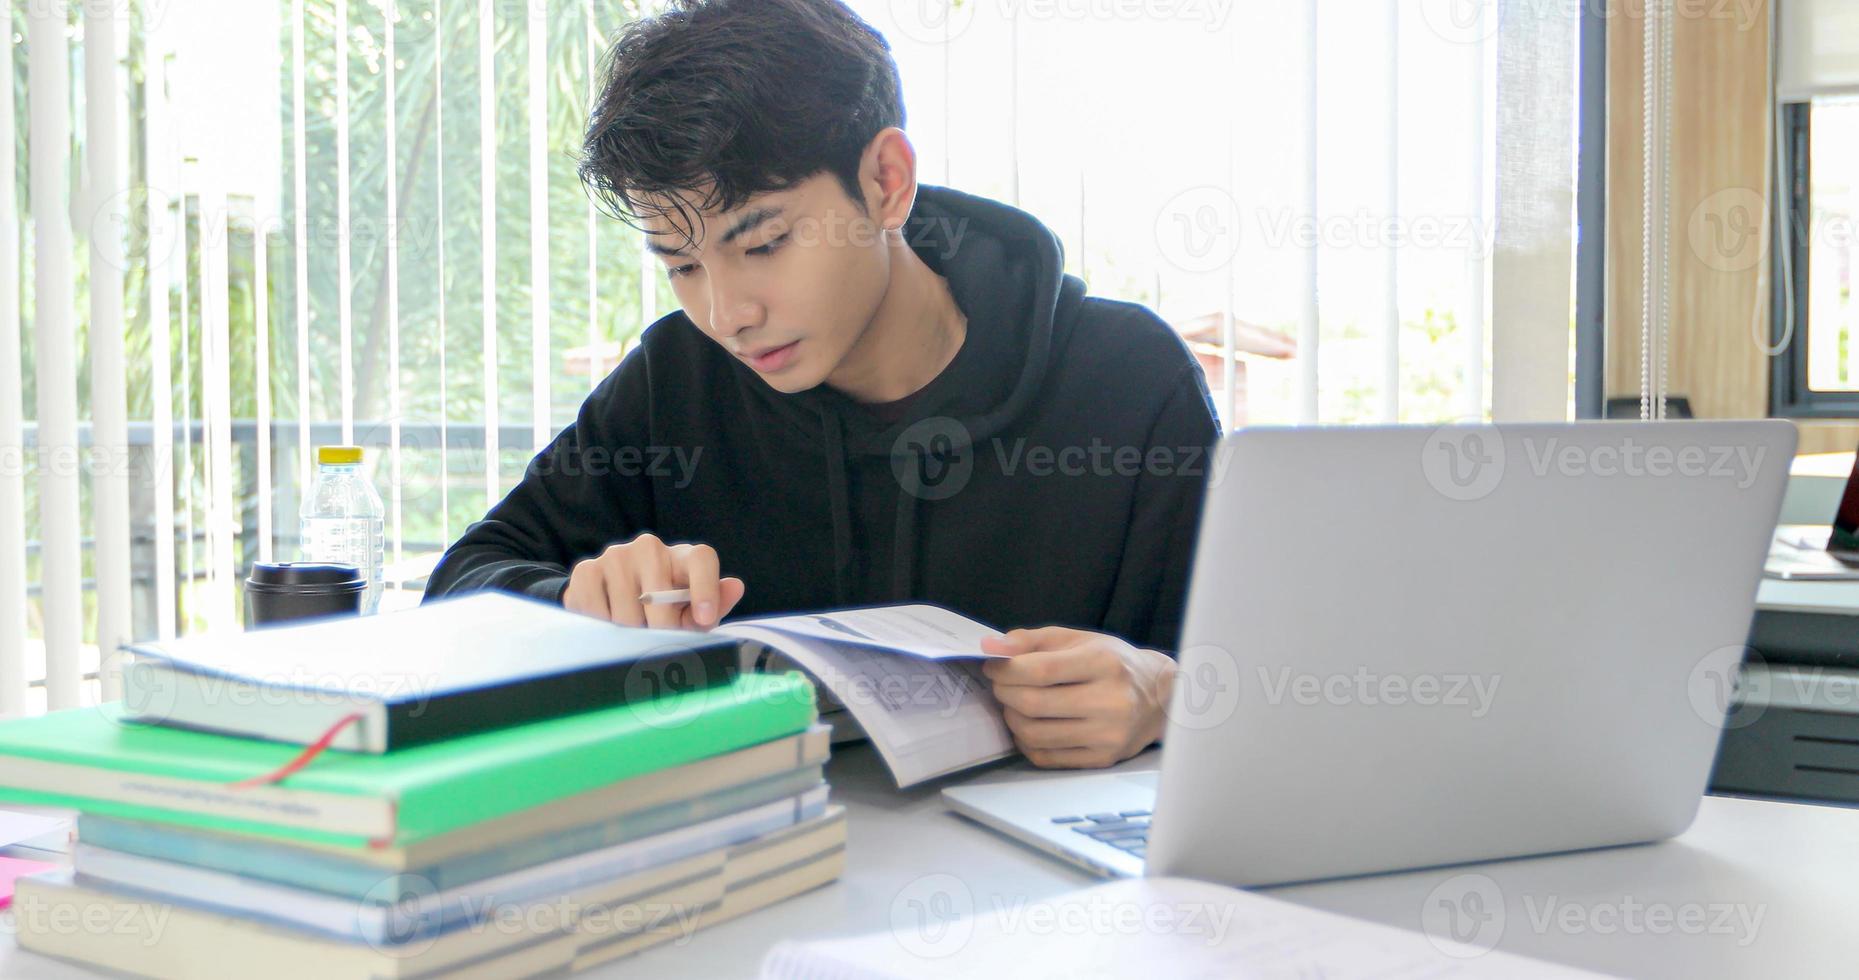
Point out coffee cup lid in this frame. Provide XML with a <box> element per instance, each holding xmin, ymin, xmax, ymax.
<box><xmin>246</xmin><ymin>562</ymin><xmax>366</xmax><ymax>592</ymax></box>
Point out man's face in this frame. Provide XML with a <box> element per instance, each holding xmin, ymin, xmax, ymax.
<box><xmin>641</xmin><ymin>174</ymin><xmax>892</xmax><ymax>394</ymax></box>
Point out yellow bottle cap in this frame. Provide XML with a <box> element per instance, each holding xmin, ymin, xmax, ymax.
<box><xmin>317</xmin><ymin>446</ymin><xmax>364</xmax><ymax>465</ymax></box>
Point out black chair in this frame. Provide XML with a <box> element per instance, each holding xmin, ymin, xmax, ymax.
<box><xmin>1604</xmin><ymin>396</ymin><xmax>1695</xmax><ymax>419</ymax></box>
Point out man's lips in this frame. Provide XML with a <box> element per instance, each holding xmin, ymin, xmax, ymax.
<box><xmin>740</xmin><ymin>340</ymin><xmax>801</xmax><ymax>371</ymax></box>
<box><xmin>739</xmin><ymin>341</ymin><xmax>797</xmax><ymax>360</ymax></box>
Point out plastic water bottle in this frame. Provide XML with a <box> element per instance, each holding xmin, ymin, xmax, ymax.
<box><xmin>300</xmin><ymin>446</ymin><xmax>385</xmax><ymax>614</ymax></box>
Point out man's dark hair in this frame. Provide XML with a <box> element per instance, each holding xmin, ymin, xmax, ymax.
<box><xmin>579</xmin><ymin>0</ymin><xmax>906</xmax><ymax>241</ymax></box>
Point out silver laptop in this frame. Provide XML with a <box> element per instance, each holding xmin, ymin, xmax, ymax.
<box><xmin>945</xmin><ymin>421</ymin><xmax>1795</xmax><ymax>885</ymax></box>
<box><xmin>1765</xmin><ymin>444</ymin><xmax>1859</xmax><ymax>580</ymax></box>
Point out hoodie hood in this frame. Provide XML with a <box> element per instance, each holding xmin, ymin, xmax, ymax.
<box><xmin>739</xmin><ymin>184</ymin><xmax>1086</xmax><ymax>605</ymax></box>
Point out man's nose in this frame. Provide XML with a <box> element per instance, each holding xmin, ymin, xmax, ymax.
<box><xmin>705</xmin><ymin>275</ymin><xmax>765</xmax><ymax>341</ymax></box>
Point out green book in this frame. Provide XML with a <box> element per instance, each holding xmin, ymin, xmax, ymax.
<box><xmin>0</xmin><ymin>671</ymin><xmax>815</xmax><ymax>849</ymax></box>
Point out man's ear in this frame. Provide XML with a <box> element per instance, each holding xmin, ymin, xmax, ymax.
<box><xmin>859</xmin><ymin>127</ymin><xmax>918</xmax><ymax>232</ymax></box>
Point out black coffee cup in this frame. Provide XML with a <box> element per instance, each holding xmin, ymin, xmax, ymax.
<box><xmin>246</xmin><ymin>562</ymin><xmax>367</xmax><ymax>627</ymax></box>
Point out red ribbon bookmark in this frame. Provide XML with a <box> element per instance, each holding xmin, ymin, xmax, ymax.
<box><xmin>226</xmin><ymin>712</ymin><xmax>365</xmax><ymax>789</ymax></box>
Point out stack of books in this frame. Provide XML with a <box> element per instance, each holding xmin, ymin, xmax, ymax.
<box><xmin>0</xmin><ymin>593</ymin><xmax>843</xmax><ymax>978</ymax></box>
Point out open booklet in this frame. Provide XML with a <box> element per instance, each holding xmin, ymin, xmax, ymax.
<box><xmin>713</xmin><ymin>605</ymin><xmax>1015</xmax><ymax>788</ymax></box>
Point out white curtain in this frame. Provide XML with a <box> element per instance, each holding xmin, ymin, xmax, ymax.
<box><xmin>1492</xmin><ymin>0</ymin><xmax>1580</xmax><ymax>422</ymax></box>
<box><xmin>851</xmin><ymin>0</ymin><xmax>1580</xmax><ymax>428</ymax></box>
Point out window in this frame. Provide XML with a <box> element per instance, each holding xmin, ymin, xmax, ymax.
<box><xmin>1773</xmin><ymin>98</ymin><xmax>1859</xmax><ymax>415</ymax></box>
<box><xmin>4</xmin><ymin>0</ymin><xmax>1583</xmax><ymax>717</ymax></box>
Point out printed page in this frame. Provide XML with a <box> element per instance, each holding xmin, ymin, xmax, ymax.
<box><xmin>718</xmin><ymin>625</ymin><xmax>1015</xmax><ymax>788</ymax></box>
<box><xmin>761</xmin><ymin>877</ymin><xmax>1617</xmax><ymax>979</ymax></box>
<box><xmin>724</xmin><ymin>604</ymin><xmax>1010</xmax><ymax>661</ymax></box>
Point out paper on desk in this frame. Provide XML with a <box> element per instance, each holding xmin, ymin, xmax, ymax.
<box><xmin>760</xmin><ymin>876</ymin><xmax>1618</xmax><ymax>980</ymax></box>
<box><xmin>0</xmin><ymin>809</ymin><xmax>70</xmax><ymax>851</ymax></box>
<box><xmin>726</xmin><ymin>604</ymin><xmax>1009</xmax><ymax>660</ymax></box>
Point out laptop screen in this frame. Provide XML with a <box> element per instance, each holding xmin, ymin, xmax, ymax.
<box><xmin>1831</xmin><ymin>449</ymin><xmax>1859</xmax><ymax>552</ymax></box>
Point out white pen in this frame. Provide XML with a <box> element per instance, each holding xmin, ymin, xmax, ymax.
<box><xmin>638</xmin><ymin>588</ymin><xmax>694</xmax><ymax>606</ymax></box>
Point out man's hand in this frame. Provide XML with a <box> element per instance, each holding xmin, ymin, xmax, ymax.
<box><xmin>980</xmin><ymin>626</ymin><xmax>1177</xmax><ymax>769</ymax></box>
<box><xmin>562</xmin><ymin>533</ymin><xmax>745</xmax><ymax>630</ymax></box>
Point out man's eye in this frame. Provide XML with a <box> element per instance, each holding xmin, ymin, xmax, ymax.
<box><xmin>666</xmin><ymin>263</ymin><xmax>698</xmax><ymax>279</ymax></box>
<box><xmin>746</xmin><ymin>233</ymin><xmax>790</xmax><ymax>257</ymax></box>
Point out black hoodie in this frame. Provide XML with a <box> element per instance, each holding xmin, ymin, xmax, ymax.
<box><xmin>425</xmin><ymin>186</ymin><xmax>1221</xmax><ymax>653</ymax></box>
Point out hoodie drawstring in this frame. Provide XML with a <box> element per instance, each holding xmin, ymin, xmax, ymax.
<box><xmin>820</xmin><ymin>408</ymin><xmax>854</xmax><ymax>606</ymax></box>
<box><xmin>821</xmin><ymin>406</ymin><xmax>926</xmax><ymax>604</ymax></box>
<box><xmin>891</xmin><ymin>490</ymin><xmax>919</xmax><ymax>600</ymax></box>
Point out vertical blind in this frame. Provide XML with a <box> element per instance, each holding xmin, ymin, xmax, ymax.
<box><xmin>5</xmin><ymin>0</ymin><xmax>664</xmax><ymax>713</ymax></box>
<box><xmin>843</xmin><ymin>0</ymin><xmax>1571</xmax><ymax>429</ymax></box>
<box><xmin>3</xmin><ymin>0</ymin><xmax>1578</xmax><ymax>715</ymax></box>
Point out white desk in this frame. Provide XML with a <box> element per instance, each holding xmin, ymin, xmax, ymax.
<box><xmin>1757</xmin><ymin>576</ymin><xmax>1859</xmax><ymax>616</ymax></box>
<box><xmin>2</xmin><ymin>744</ymin><xmax>1854</xmax><ymax>979</ymax></box>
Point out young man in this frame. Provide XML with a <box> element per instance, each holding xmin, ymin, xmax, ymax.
<box><xmin>425</xmin><ymin>0</ymin><xmax>1220</xmax><ymax>770</ymax></box>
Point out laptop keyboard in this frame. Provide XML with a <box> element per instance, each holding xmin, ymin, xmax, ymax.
<box><xmin>1051</xmin><ymin>810</ymin><xmax>1150</xmax><ymax>859</ymax></box>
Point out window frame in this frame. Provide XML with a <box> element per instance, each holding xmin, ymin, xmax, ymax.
<box><xmin>1575</xmin><ymin>0</ymin><xmax>1607</xmax><ymax>420</ymax></box>
<box><xmin>1768</xmin><ymin>100</ymin><xmax>1859</xmax><ymax>417</ymax></box>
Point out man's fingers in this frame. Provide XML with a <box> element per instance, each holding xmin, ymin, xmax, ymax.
<box><xmin>719</xmin><ymin>577</ymin><xmax>746</xmax><ymax>618</ymax></box>
<box><xmin>674</xmin><ymin>544</ymin><xmax>723</xmax><ymax>628</ymax></box>
<box><xmin>991</xmin><ymin>678</ymin><xmax>1088</xmax><ymax>720</ymax></box>
<box><xmin>1002</xmin><ymin>707</ymin><xmax>1094</xmax><ymax>751</ymax></box>
<box><xmin>1024</xmin><ymin>746</ymin><xmax>1120</xmax><ymax>770</ymax></box>
<box><xmin>633</xmin><ymin>547</ymin><xmax>682</xmax><ymax>630</ymax></box>
<box><xmin>983</xmin><ymin>646</ymin><xmax>1110</xmax><ymax>687</ymax></box>
<box><xmin>981</xmin><ymin>626</ymin><xmax>1087</xmax><ymax>656</ymax></box>
<box><xmin>687</xmin><ymin>577</ymin><xmax>746</xmax><ymax>628</ymax></box>
<box><xmin>681</xmin><ymin>577</ymin><xmax>748</xmax><ymax>631</ymax></box>
<box><xmin>563</xmin><ymin>560</ymin><xmax>610</xmax><ymax>620</ymax></box>
<box><xmin>602</xmin><ymin>556</ymin><xmax>645</xmax><ymax>628</ymax></box>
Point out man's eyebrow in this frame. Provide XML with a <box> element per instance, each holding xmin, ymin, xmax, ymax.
<box><xmin>643</xmin><ymin>235</ymin><xmax>690</xmax><ymax>258</ymax></box>
<box><xmin>642</xmin><ymin>205</ymin><xmax>783</xmax><ymax>257</ymax></box>
<box><xmin>721</xmin><ymin>206</ymin><xmax>783</xmax><ymax>245</ymax></box>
